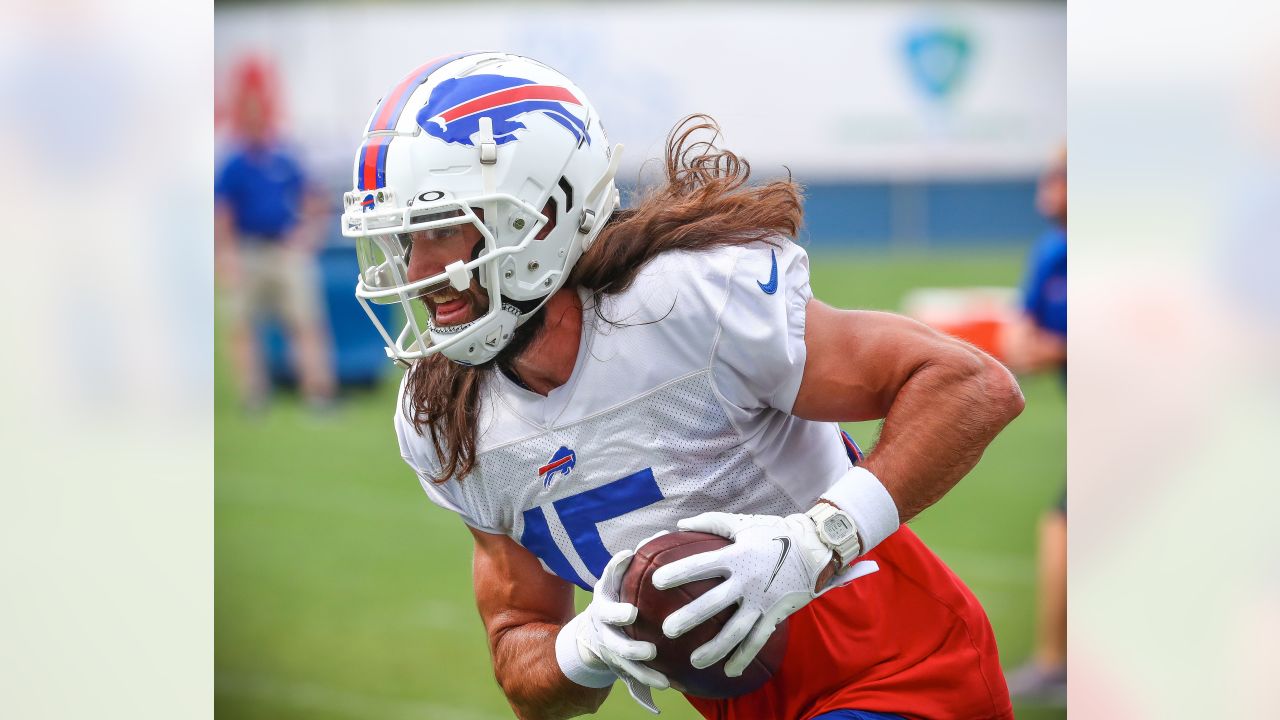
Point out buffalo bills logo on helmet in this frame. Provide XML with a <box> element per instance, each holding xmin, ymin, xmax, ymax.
<box><xmin>416</xmin><ymin>74</ymin><xmax>589</xmax><ymax>148</ymax></box>
<box><xmin>537</xmin><ymin>446</ymin><xmax>576</xmax><ymax>488</ymax></box>
<box><xmin>360</xmin><ymin>194</ymin><xmax>376</xmax><ymax>212</ymax></box>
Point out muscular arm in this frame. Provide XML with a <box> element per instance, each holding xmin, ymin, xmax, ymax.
<box><xmin>470</xmin><ymin>527</ymin><xmax>610</xmax><ymax>720</ymax></box>
<box><xmin>793</xmin><ymin>301</ymin><xmax>1025</xmax><ymax>523</ymax></box>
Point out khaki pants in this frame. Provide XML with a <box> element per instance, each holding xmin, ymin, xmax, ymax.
<box><xmin>222</xmin><ymin>242</ymin><xmax>326</xmax><ymax>331</ymax></box>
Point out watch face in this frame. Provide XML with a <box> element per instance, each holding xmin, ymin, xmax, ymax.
<box><xmin>825</xmin><ymin>515</ymin><xmax>854</xmax><ymax>540</ymax></box>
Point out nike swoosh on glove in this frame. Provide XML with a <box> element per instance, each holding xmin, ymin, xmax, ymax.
<box><xmin>650</xmin><ymin>512</ymin><xmax>879</xmax><ymax>678</ymax></box>
<box><xmin>558</xmin><ymin>547</ymin><xmax>669</xmax><ymax>713</ymax></box>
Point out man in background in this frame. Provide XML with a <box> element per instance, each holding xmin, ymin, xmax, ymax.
<box><xmin>1002</xmin><ymin>145</ymin><xmax>1067</xmax><ymax>704</ymax></box>
<box><xmin>215</xmin><ymin>57</ymin><xmax>335</xmax><ymax>412</ymax></box>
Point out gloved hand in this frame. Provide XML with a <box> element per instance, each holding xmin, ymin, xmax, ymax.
<box><xmin>558</xmin><ymin>547</ymin><xmax>669</xmax><ymax>713</ymax></box>
<box><xmin>651</xmin><ymin>512</ymin><xmax>879</xmax><ymax>677</ymax></box>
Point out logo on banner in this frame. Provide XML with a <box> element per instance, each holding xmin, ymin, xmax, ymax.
<box><xmin>903</xmin><ymin>25</ymin><xmax>972</xmax><ymax>101</ymax></box>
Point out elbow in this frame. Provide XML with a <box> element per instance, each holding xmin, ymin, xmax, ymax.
<box><xmin>939</xmin><ymin>343</ymin><xmax>1024</xmax><ymax>427</ymax></box>
<box><xmin>980</xmin><ymin>351</ymin><xmax>1025</xmax><ymax>425</ymax></box>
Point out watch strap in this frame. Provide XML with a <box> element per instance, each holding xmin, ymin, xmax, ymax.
<box><xmin>805</xmin><ymin>502</ymin><xmax>862</xmax><ymax>566</ymax></box>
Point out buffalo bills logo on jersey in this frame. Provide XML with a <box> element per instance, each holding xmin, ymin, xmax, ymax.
<box><xmin>360</xmin><ymin>193</ymin><xmax>376</xmax><ymax>212</ymax></box>
<box><xmin>538</xmin><ymin>446</ymin><xmax>576</xmax><ymax>488</ymax></box>
<box><xmin>416</xmin><ymin>75</ymin><xmax>589</xmax><ymax>148</ymax></box>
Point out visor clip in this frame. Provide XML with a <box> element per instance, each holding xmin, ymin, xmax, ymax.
<box><xmin>477</xmin><ymin>117</ymin><xmax>498</xmax><ymax>165</ymax></box>
<box><xmin>578</xmin><ymin>208</ymin><xmax>597</xmax><ymax>234</ymax></box>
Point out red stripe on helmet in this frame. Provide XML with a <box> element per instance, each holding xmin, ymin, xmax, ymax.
<box><xmin>360</xmin><ymin>136</ymin><xmax>390</xmax><ymax>190</ymax></box>
<box><xmin>439</xmin><ymin>84</ymin><xmax>579</xmax><ymax>124</ymax></box>
<box><xmin>369</xmin><ymin>53</ymin><xmax>457</xmax><ymax>132</ymax></box>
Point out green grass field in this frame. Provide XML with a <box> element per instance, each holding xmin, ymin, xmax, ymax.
<box><xmin>216</xmin><ymin>248</ymin><xmax>1066</xmax><ymax>720</ymax></box>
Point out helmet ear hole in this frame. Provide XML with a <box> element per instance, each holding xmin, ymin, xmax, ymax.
<box><xmin>557</xmin><ymin>176</ymin><xmax>575</xmax><ymax>212</ymax></box>
<box><xmin>535</xmin><ymin>197</ymin><xmax>557</xmax><ymax>240</ymax></box>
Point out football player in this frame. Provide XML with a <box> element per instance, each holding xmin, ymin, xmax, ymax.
<box><xmin>343</xmin><ymin>53</ymin><xmax>1024</xmax><ymax>720</ymax></box>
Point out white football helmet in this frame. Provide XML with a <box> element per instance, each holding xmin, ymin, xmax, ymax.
<box><xmin>342</xmin><ymin>52</ymin><xmax>622</xmax><ymax>366</ymax></box>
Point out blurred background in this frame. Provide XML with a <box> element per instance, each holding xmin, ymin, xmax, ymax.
<box><xmin>214</xmin><ymin>1</ymin><xmax>1066</xmax><ymax>718</ymax></box>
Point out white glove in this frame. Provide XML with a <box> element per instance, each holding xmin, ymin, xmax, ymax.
<box><xmin>556</xmin><ymin>548</ymin><xmax>669</xmax><ymax>714</ymax></box>
<box><xmin>650</xmin><ymin>512</ymin><xmax>879</xmax><ymax>677</ymax></box>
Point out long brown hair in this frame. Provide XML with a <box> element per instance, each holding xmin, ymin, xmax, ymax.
<box><xmin>403</xmin><ymin>115</ymin><xmax>804</xmax><ymax>482</ymax></box>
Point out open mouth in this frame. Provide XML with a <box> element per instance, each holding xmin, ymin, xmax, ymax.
<box><xmin>424</xmin><ymin>286</ymin><xmax>477</xmax><ymax>327</ymax></box>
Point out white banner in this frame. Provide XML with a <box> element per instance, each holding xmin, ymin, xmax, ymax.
<box><xmin>216</xmin><ymin>1</ymin><xmax>1064</xmax><ymax>181</ymax></box>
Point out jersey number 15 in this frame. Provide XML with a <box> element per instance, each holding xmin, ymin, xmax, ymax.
<box><xmin>520</xmin><ymin>468</ymin><xmax>662</xmax><ymax>590</ymax></box>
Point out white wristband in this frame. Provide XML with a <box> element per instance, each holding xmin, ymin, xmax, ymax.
<box><xmin>555</xmin><ymin>614</ymin><xmax>616</xmax><ymax>688</ymax></box>
<box><xmin>820</xmin><ymin>465</ymin><xmax>900</xmax><ymax>555</ymax></box>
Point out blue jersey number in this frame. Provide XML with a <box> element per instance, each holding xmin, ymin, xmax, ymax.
<box><xmin>520</xmin><ymin>468</ymin><xmax>663</xmax><ymax>590</ymax></box>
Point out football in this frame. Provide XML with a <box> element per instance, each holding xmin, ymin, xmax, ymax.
<box><xmin>620</xmin><ymin>531</ymin><xmax>789</xmax><ymax>699</ymax></box>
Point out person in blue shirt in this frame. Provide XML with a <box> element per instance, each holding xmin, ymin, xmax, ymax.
<box><xmin>215</xmin><ymin>72</ymin><xmax>334</xmax><ymax>412</ymax></box>
<box><xmin>1002</xmin><ymin>146</ymin><xmax>1067</xmax><ymax>704</ymax></box>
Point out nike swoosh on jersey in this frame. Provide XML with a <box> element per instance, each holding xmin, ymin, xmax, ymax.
<box><xmin>756</xmin><ymin>249</ymin><xmax>779</xmax><ymax>295</ymax></box>
<box><xmin>764</xmin><ymin>535</ymin><xmax>791</xmax><ymax>591</ymax></box>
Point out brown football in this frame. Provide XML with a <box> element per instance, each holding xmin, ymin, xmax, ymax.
<box><xmin>620</xmin><ymin>531</ymin><xmax>789</xmax><ymax>699</ymax></box>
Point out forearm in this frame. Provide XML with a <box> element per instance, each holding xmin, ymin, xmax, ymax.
<box><xmin>491</xmin><ymin>620</ymin><xmax>610</xmax><ymax>720</ymax></box>
<box><xmin>863</xmin><ymin>347</ymin><xmax>1024</xmax><ymax>523</ymax></box>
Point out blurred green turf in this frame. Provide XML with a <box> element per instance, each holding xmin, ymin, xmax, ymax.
<box><xmin>216</xmin><ymin>248</ymin><xmax>1066</xmax><ymax>720</ymax></box>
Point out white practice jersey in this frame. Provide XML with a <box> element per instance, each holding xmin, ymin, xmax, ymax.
<box><xmin>395</xmin><ymin>239</ymin><xmax>859</xmax><ymax>590</ymax></box>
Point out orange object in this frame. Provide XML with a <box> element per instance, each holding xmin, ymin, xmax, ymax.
<box><xmin>932</xmin><ymin>316</ymin><xmax>1007</xmax><ymax>361</ymax></box>
<box><xmin>901</xmin><ymin>287</ymin><xmax>1016</xmax><ymax>362</ymax></box>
